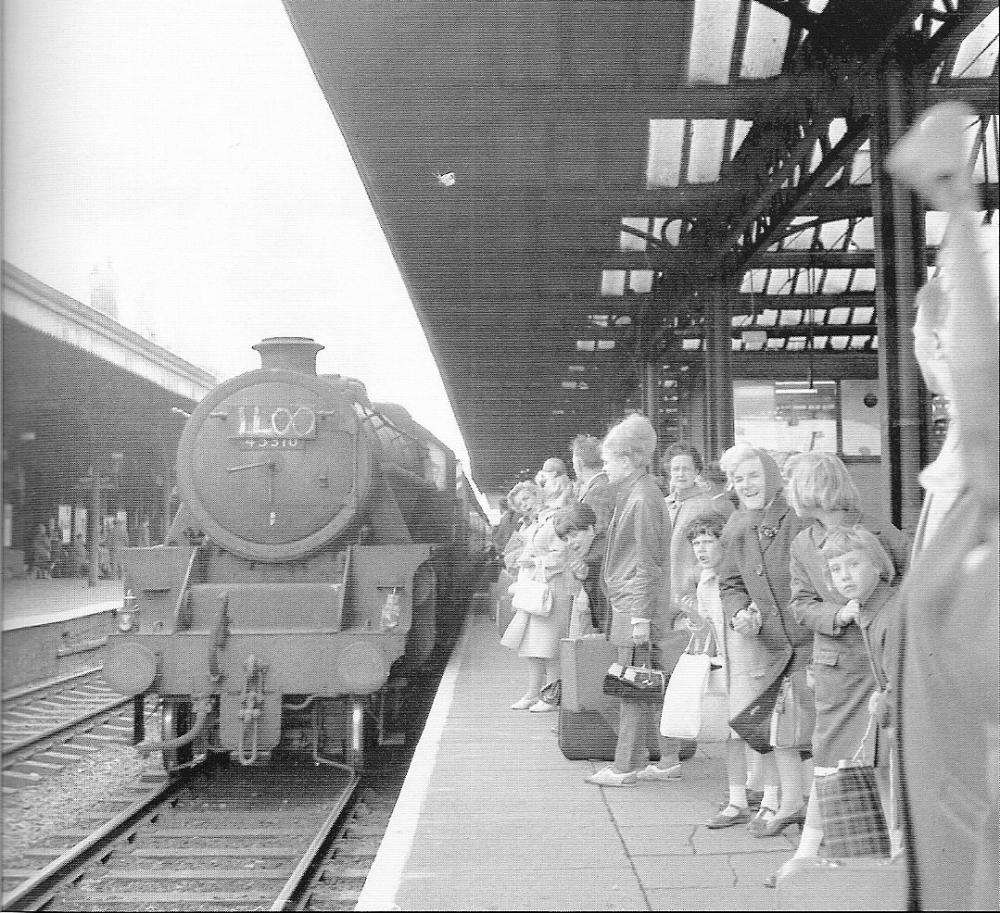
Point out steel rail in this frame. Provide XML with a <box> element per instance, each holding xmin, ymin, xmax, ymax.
<box><xmin>270</xmin><ymin>771</ymin><xmax>363</xmax><ymax>910</ymax></box>
<box><xmin>1</xmin><ymin>774</ymin><xmax>186</xmax><ymax>911</ymax></box>
<box><xmin>2</xmin><ymin>695</ymin><xmax>133</xmax><ymax>760</ymax></box>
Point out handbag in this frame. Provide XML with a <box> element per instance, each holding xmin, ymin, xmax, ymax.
<box><xmin>602</xmin><ymin>643</ymin><xmax>667</xmax><ymax>705</ymax></box>
<box><xmin>769</xmin><ymin>673</ymin><xmax>816</xmax><ymax>749</ymax></box>
<box><xmin>815</xmin><ymin>716</ymin><xmax>890</xmax><ymax>858</ymax></box>
<box><xmin>660</xmin><ymin>626</ymin><xmax>730</xmax><ymax>741</ymax></box>
<box><xmin>539</xmin><ymin>679</ymin><xmax>561</xmax><ymax>707</ymax></box>
<box><xmin>730</xmin><ymin>673</ymin><xmax>785</xmax><ymax>754</ymax></box>
<box><xmin>509</xmin><ymin>572</ymin><xmax>552</xmax><ymax>617</ymax></box>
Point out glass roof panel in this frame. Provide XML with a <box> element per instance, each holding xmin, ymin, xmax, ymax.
<box><xmin>850</xmin><ymin>140</ymin><xmax>872</xmax><ymax>185</ymax></box>
<box><xmin>765</xmin><ymin>271</ymin><xmax>794</xmax><ymax>295</ymax></box>
<box><xmin>688</xmin><ymin>0</ymin><xmax>741</xmax><ymax>84</ymax></box>
<box><xmin>766</xmin><ymin>337</ymin><xmax>785</xmax><ymax>350</ymax></box>
<box><xmin>688</xmin><ymin>119</ymin><xmax>728</xmax><ymax>183</ymax></box>
<box><xmin>824</xmin><ymin>269</ymin><xmax>852</xmax><ymax>293</ymax></box>
<box><xmin>621</xmin><ymin>217</ymin><xmax>649</xmax><ymax>251</ymax></box>
<box><xmin>731</xmin><ymin>120</ymin><xmax>753</xmax><ymax>159</ymax></box>
<box><xmin>831</xmin><ymin>336</ymin><xmax>850</xmax><ymax>350</ymax></box>
<box><xmin>951</xmin><ymin>8</ymin><xmax>999</xmax><ymax>78</ymax></box>
<box><xmin>814</xmin><ymin>335</ymin><xmax>830</xmax><ymax>350</ymax></box>
<box><xmin>647</xmin><ymin>119</ymin><xmax>685</xmax><ymax>188</ymax></box>
<box><xmin>740</xmin><ymin>4</ymin><xmax>791</xmax><ymax>78</ymax></box>
<box><xmin>787</xmin><ymin>337</ymin><xmax>807</xmax><ymax>350</ymax></box>
<box><xmin>757</xmin><ymin>309</ymin><xmax>778</xmax><ymax>327</ymax></box>
<box><xmin>819</xmin><ymin>219</ymin><xmax>851</xmax><ymax>249</ymax></box>
<box><xmin>852</xmin><ymin>269</ymin><xmax>876</xmax><ymax>292</ymax></box>
<box><xmin>630</xmin><ymin>270</ymin><xmax>654</xmax><ymax>294</ymax></box>
<box><xmin>601</xmin><ymin>270</ymin><xmax>626</xmax><ymax>296</ymax></box>
<box><xmin>854</xmin><ymin>306</ymin><xmax>875</xmax><ymax>324</ymax></box>
<box><xmin>597</xmin><ymin>340</ymin><xmax>616</xmax><ymax>351</ymax></box>
<box><xmin>576</xmin><ymin>340</ymin><xmax>596</xmax><ymax>352</ymax></box>
<box><xmin>740</xmin><ymin>270</ymin><xmax>768</xmax><ymax>293</ymax></box>
<box><xmin>681</xmin><ymin>338</ymin><xmax>702</xmax><ymax>351</ymax></box>
<box><xmin>828</xmin><ymin>307</ymin><xmax>851</xmax><ymax>325</ymax></box>
<box><xmin>780</xmin><ymin>310</ymin><xmax>803</xmax><ymax>326</ymax></box>
<box><xmin>850</xmin><ymin>336</ymin><xmax>870</xmax><ymax>350</ymax></box>
<box><xmin>829</xmin><ymin>118</ymin><xmax>848</xmax><ymax>147</ymax></box>
<box><xmin>851</xmin><ymin>219</ymin><xmax>875</xmax><ymax>249</ymax></box>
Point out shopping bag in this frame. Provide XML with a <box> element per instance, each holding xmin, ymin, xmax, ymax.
<box><xmin>659</xmin><ymin>650</ymin><xmax>710</xmax><ymax>738</ymax></box>
<box><xmin>815</xmin><ymin>761</ymin><xmax>891</xmax><ymax>858</ymax></box>
<box><xmin>508</xmin><ymin>573</ymin><xmax>552</xmax><ymax>617</ymax></box>
<box><xmin>770</xmin><ymin>673</ymin><xmax>816</xmax><ymax>749</ymax></box>
<box><xmin>815</xmin><ymin>715</ymin><xmax>890</xmax><ymax>858</ymax></box>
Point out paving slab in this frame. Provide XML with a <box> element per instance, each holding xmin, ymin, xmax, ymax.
<box><xmin>357</xmin><ymin>614</ymin><xmax>850</xmax><ymax>911</ymax></box>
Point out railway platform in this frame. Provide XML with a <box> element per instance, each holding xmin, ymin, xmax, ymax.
<box><xmin>1</xmin><ymin>576</ymin><xmax>122</xmax><ymax>692</ymax></box>
<box><xmin>358</xmin><ymin>610</ymin><xmax>810</xmax><ymax>912</ymax></box>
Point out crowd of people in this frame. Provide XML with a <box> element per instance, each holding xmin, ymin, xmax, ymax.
<box><xmin>27</xmin><ymin>517</ymin><xmax>146</xmax><ymax>580</ymax></box>
<box><xmin>490</xmin><ymin>103</ymin><xmax>997</xmax><ymax>906</ymax></box>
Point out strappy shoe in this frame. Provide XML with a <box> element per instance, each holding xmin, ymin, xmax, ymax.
<box><xmin>753</xmin><ymin>805</ymin><xmax>807</xmax><ymax>838</ymax></box>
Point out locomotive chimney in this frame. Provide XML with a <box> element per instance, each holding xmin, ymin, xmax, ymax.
<box><xmin>252</xmin><ymin>337</ymin><xmax>324</xmax><ymax>375</ymax></box>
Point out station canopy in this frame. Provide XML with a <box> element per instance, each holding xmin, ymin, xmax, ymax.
<box><xmin>283</xmin><ymin>0</ymin><xmax>998</xmax><ymax>492</ymax></box>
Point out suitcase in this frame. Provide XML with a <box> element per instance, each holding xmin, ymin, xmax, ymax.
<box><xmin>558</xmin><ymin>635</ymin><xmax>660</xmax><ymax>762</ymax></box>
<box><xmin>775</xmin><ymin>856</ymin><xmax>905</xmax><ymax>911</ymax></box>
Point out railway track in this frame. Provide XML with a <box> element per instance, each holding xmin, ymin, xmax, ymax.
<box><xmin>3</xmin><ymin>759</ymin><xmax>369</xmax><ymax>911</ymax></box>
<box><xmin>2</xmin><ymin>669</ymin><xmax>137</xmax><ymax>792</ymax></box>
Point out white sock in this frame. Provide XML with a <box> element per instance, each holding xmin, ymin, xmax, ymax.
<box><xmin>762</xmin><ymin>786</ymin><xmax>780</xmax><ymax>812</ymax></box>
<box><xmin>794</xmin><ymin>824</ymin><xmax>824</xmax><ymax>858</ymax></box>
<box><xmin>729</xmin><ymin>784</ymin><xmax>748</xmax><ymax>809</ymax></box>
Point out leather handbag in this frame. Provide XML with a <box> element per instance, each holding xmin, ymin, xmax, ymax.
<box><xmin>769</xmin><ymin>673</ymin><xmax>816</xmax><ymax>749</ymax></box>
<box><xmin>815</xmin><ymin>717</ymin><xmax>890</xmax><ymax>858</ymax></box>
<box><xmin>509</xmin><ymin>572</ymin><xmax>552</xmax><ymax>617</ymax></box>
<box><xmin>602</xmin><ymin>643</ymin><xmax>667</xmax><ymax>705</ymax></box>
<box><xmin>730</xmin><ymin>672</ymin><xmax>785</xmax><ymax>754</ymax></box>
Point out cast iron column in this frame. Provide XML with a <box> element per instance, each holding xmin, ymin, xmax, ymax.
<box><xmin>869</xmin><ymin>64</ymin><xmax>927</xmax><ymax>534</ymax></box>
<box><xmin>704</xmin><ymin>281</ymin><xmax>735</xmax><ymax>461</ymax></box>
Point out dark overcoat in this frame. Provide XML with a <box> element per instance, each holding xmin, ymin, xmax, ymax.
<box><xmin>789</xmin><ymin>511</ymin><xmax>909</xmax><ymax>766</ymax></box>
<box><xmin>718</xmin><ymin>492</ymin><xmax>811</xmax><ymax>720</ymax></box>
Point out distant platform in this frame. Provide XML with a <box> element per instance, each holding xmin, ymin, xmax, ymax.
<box><xmin>1</xmin><ymin>577</ymin><xmax>123</xmax><ymax>691</ymax></box>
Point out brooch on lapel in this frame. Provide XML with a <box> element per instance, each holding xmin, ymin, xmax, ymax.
<box><xmin>758</xmin><ymin>525</ymin><xmax>778</xmax><ymax>541</ymax></box>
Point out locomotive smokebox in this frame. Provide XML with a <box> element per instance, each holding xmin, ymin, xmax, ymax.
<box><xmin>253</xmin><ymin>336</ymin><xmax>324</xmax><ymax>375</ymax></box>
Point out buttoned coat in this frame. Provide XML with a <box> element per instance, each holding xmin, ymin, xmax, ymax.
<box><xmin>789</xmin><ymin>511</ymin><xmax>909</xmax><ymax>765</ymax></box>
<box><xmin>718</xmin><ymin>492</ymin><xmax>811</xmax><ymax>719</ymax></box>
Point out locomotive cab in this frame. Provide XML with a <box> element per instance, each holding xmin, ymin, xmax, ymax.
<box><xmin>103</xmin><ymin>337</ymin><xmax>463</xmax><ymax>773</ymax></box>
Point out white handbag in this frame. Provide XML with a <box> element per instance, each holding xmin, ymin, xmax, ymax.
<box><xmin>508</xmin><ymin>569</ymin><xmax>553</xmax><ymax>617</ymax></box>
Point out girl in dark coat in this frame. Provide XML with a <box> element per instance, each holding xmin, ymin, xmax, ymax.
<box><xmin>784</xmin><ymin>451</ymin><xmax>909</xmax><ymax>869</ymax></box>
<box><xmin>717</xmin><ymin>445</ymin><xmax>811</xmax><ymax>837</ymax></box>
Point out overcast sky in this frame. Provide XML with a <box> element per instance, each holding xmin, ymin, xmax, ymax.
<box><xmin>3</xmin><ymin>1</ymin><xmax>476</xmax><ymax>481</ymax></box>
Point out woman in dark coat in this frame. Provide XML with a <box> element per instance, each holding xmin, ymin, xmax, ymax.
<box><xmin>784</xmin><ymin>451</ymin><xmax>909</xmax><ymax>866</ymax></box>
<box><xmin>717</xmin><ymin>445</ymin><xmax>811</xmax><ymax>837</ymax></box>
<box><xmin>584</xmin><ymin>414</ymin><xmax>688</xmax><ymax>787</ymax></box>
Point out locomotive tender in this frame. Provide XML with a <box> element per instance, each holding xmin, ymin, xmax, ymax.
<box><xmin>102</xmin><ymin>337</ymin><xmax>482</xmax><ymax>772</ymax></box>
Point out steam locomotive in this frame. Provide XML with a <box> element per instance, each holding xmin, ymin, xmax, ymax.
<box><xmin>102</xmin><ymin>337</ymin><xmax>488</xmax><ymax>772</ymax></box>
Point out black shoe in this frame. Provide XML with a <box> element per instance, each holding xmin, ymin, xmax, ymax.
<box><xmin>678</xmin><ymin>740</ymin><xmax>697</xmax><ymax>762</ymax></box>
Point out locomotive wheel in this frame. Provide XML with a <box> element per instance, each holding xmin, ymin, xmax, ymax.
<box><xmin>161</xmin><ymin>700</ymin><xmax>194</xmax><ymax>775</ymax></box>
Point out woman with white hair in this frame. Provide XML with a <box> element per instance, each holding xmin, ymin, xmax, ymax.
<box><xmin>584</xmin><ymin>414</ymin><xmax>689</xmax><ymax>786</ymax></box>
